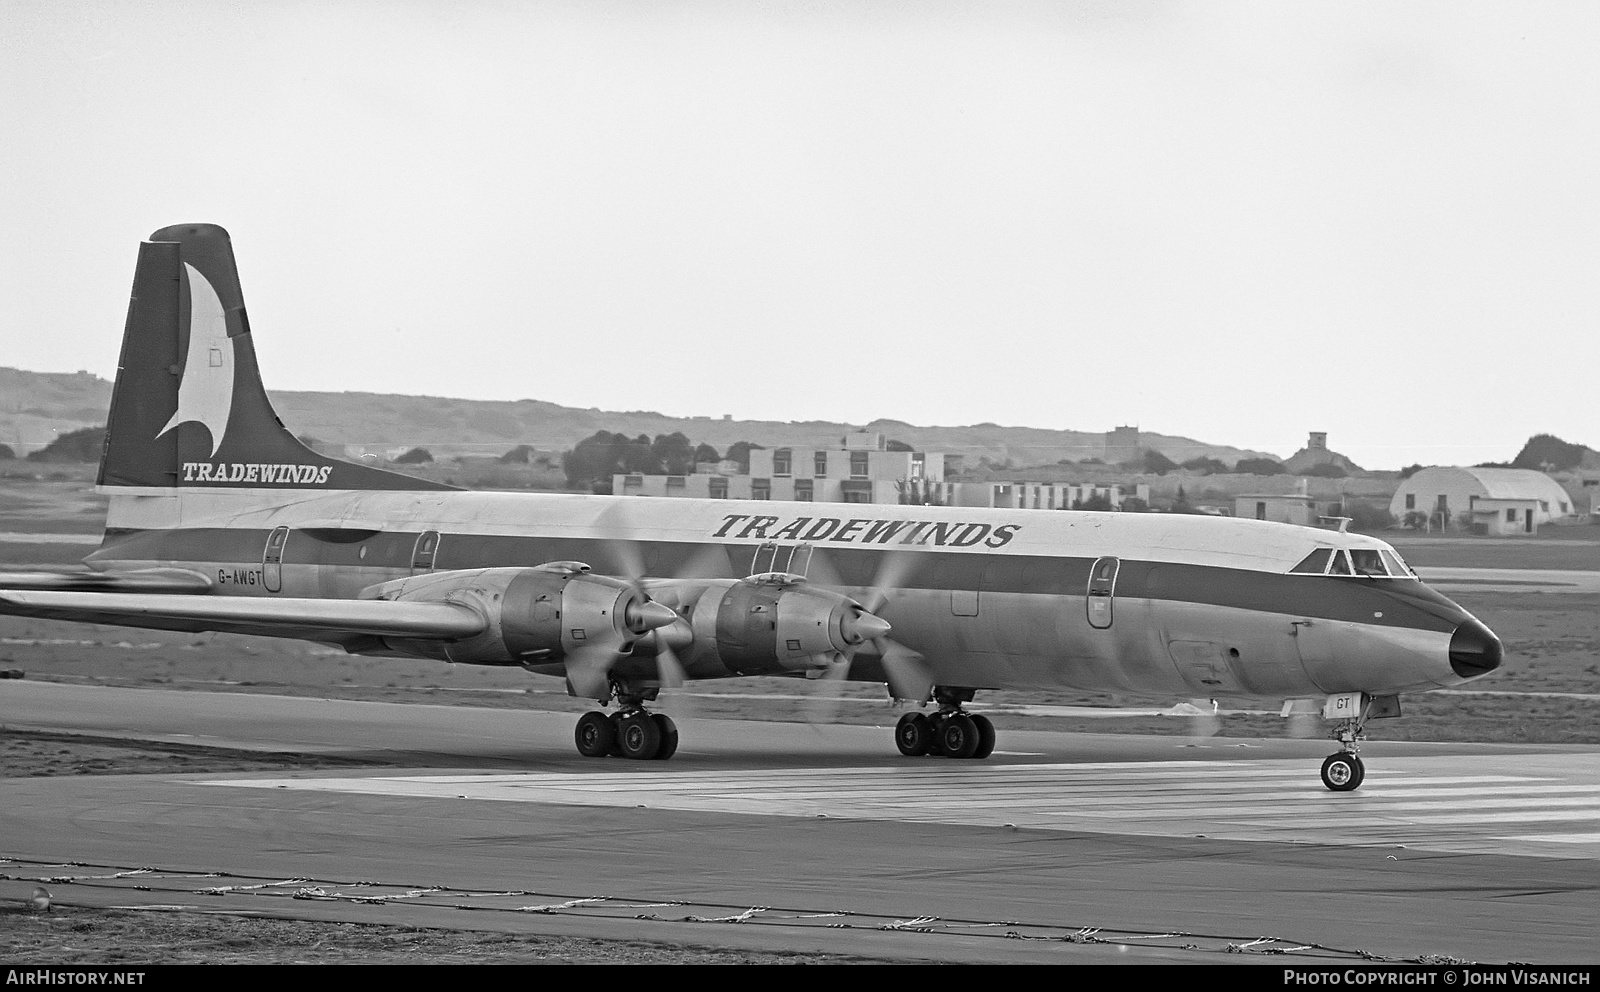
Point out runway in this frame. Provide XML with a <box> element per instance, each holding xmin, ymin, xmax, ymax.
<box><xmin>3</xmin><ymin>681</ymin><xmax>1599</xmax><ymax>963</ymax></box>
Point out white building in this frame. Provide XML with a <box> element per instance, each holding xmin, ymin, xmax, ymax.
<box><xmin>1389</xmin><ymin>467</ymin><xmax>1578</xmax><ymax>533</ymax></box>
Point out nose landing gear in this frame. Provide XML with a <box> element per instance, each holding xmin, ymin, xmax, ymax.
<box><xmin>1317</xmin><ymin>692</ymin><xmax>1399</xmax><ymax>791</ymax></box>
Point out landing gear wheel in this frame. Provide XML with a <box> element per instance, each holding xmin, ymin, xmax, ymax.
<box><xmin>650</xmin><ymin>714</ymin><xmax>679</xmax><ymax>760</ymax></box>
<box><xmin>617</xmin><ymin>712</ymin><xmax>663</xmax><ymax>760</ymax></box>
<box><xmin>607</xmin><ymin>712</ymin><xmax>626</xmax><ymax>757</ymax></box>
<box><xmin>1321</xmin><ymin>751</ymin><xmax>1365</xmax><ymax>792</ymax></box>
<box><xmin>894</xmin><ymin>713</ymin><xmax>934</xmax><ymax>756</ymax></box>
<box><xmin>970</xmin><ymin>714</ymin><xmax>996</xmax><ymax>760</ymax></box>
<box><xmin>940</xmin><ymin>715</ymin><xmax>980</xmax><ymax>759</ymax></box>
<box><xmin>575</xmin><ymin>711</ymin><xmax>615</xmax><ymax>758</ymax></box>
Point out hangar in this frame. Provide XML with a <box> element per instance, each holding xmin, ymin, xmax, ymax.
<box><xmin>1389</xmin><ymin>467</ymin><xmax>1578</xmax><ymax>533</ymax></box>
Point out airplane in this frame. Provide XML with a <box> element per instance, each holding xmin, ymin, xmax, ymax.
<box><xmin>0</xmin><ymin>224</ymin><xmax>1505</xmax><ymax>791</ymax></box>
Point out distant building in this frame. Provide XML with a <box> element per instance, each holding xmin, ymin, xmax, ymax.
<box><xmin>1389</xmin><ymin>467</ymin><xmax>1578</xmax><ymax>533</ymax></box>
<box><xmin>616</xmin><ymin>432</ymin><xmax>1151</xmax><ymax>509</ymax></box>
<box><xmin>1282</xmin><ymin>431</ymin><xmax>1364</xmax><ymax>476</ymax></box>
<box><xmin>1235</xmin><ymin>493</ymin><xmax>1320</xmax><ymax>526</ymax></box>
<box><xmin>617</xmin><ymin>432</ymin><xmax>945</xmax><ymax>504</ymax></box>
<box><xmin>1105</xmin><ymin>426</ymin><xmax>1141</xmax><ymax>465</ymax></box>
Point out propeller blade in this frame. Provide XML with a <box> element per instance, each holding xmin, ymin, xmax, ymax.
<box><xmin>800</xmin><ymin>651</ymin><xmax>854</xmax><ymax>727</ymax></box>
<box><xmin>1187</xmin><ymin>698</ymin><xmax>1221</xmax><ymax>739</ymax></box>
<box><xmin>564</xmin><ymin>635</ymin><xmax>624</xmax><ymax>700</ymax></box>
<box><xmin>861</xmin><ymin>550</ymin><xmax>920</xmax><ymax>615</ymax></box>
<box><xmin>873</xmin><ymin>636</ymin><xmax>933</xmax><ymax>702</ymax></box>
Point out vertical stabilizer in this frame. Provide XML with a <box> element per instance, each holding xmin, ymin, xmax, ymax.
<box><xmin>97</xmin><ymin>224</ymin><xmax>453</xmax><ymax>492</ymax></box>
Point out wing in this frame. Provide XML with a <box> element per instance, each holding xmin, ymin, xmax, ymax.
<box><xmin>0</xmin><ymin>590</ymin><xmax>485</xmax><ymax>642</ymax></box>
<box><xmin>0</xmin><ymin>567</ymin><xmax>214</xmax><ymax>594</ymax></box>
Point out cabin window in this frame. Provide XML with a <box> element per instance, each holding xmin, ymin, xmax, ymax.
<box><xmin>1328</xmin><ymin>550</ymin><xmax>1352</xmax><ymax>575</ymax></box>
<box><xmin>1086</xmin><ymin>556</ymin><xmax>1119</xmax><ymax>629</ymax></box>
<box><xmin>1290</xmin><ymin>548</ymin><xmax>1333</xmax><ymax>574</ymax></box>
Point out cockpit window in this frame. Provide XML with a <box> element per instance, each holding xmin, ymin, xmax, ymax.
<box><xmin>1379</xmin><ymin>549</ymin><xmax>1417</xmax><ymax>578</ymax></box>
<box><xmin>1350</xmin><ymin>549</ymin><xmax>1388</xmax><ymax>577</ymax></box>
<box><xmin>1328</xmin><ymin>550</ymin><xmax>1352</xmax><ymax>575</ymax></box>
<box><xmin>1290</xmin><ymin>548</ymin><xmax>1333</xmax><ymax>574</ymax></box>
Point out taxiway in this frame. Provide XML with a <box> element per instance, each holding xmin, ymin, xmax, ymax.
<box><xmin>3</xmin><ymin>681</ymin><xmax>1598</xmax><ymax>964</ymax></box>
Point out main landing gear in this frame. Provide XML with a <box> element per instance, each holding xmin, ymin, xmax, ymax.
<box><xmin>573</xmin><ymin>681</ymin><xmax>679</xmax><ymax>761</ymax></box>
<box><xmin>894</xmin><ymin>686</ymin><xmax>996</xmax><ymax>760</ymax></box>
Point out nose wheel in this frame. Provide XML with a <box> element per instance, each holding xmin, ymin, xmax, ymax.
<box><xmin>1320</xmin><ymin>751</ymin><xmax>1364</xmax><ymax>792</ymax></box>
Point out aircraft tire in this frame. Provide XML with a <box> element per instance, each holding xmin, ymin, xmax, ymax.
<box><xmin>651</xmin><ymin>714</ymin><xmax>679</xmax><ymax>760</ymax></box>
<box><xmin>575</xmin><ymin>711</ymin><xmax>615</xmax><ymax>758</ymax></box>
<box><xmin>607</xmin><ymin>713</ymin><xmax>626</xmax><ymax>757</ymax></box>
<box><xmin>940</xmin><ymin>715</ymin><xmax>980</xmax><ymax>759</ymax></box>
<box><xmin>894</xmin><ymin>713</ymin><xmax>934</xmax><ymax>756</ymax></box>
<box><xmin>970</xmin><ymin>714</ymin><xmax>996</xmax><ymax>760</ymax></box>
<box><xmin>1320</xmin><ymin>751</ymin><xmax>1364</xmax><ymax>792</ymax></box>
<box><xmin>617</xmin><ymin>712</ymin><xmax>663</xmax><ymax>760</ymax></box>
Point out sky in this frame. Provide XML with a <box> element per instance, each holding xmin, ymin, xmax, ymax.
<box><xmin>3</xmin><ymin>1</ymin><xmax>1597</xmax><ymax>470</ymax></box>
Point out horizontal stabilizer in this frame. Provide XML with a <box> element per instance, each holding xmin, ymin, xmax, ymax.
<box><xmin>0</xmin><ymin>590</ymin><xmax>486</xmax><ymax>642</ymax></box>
<box><xmin>0</xmin><ymin>568</ymin><xmax>213</xmax><ymax>594</ymax></box>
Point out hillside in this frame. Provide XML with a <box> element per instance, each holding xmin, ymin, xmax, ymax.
<box><xmin>1</xmin><ymin>366</ymin><xmax>1274</xmax><ymax>467</ymax></box>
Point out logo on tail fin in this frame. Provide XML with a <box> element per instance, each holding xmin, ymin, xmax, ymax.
<box><xmin>157</xmin><ymin>263</ymin><xmax>235</xmax><ymax>457</ymax></box>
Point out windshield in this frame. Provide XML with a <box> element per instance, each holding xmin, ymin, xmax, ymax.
<box><xmin>1289</xmin><ymin>546</ymin><xmax>1416</xmax><ymax>578</ymax></box>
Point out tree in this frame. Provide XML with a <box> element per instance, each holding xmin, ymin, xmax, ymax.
<box><xmin>0</xmin><ymin>443</ymin><xmax>13</xmax><ymax>460</ymax></box>
<box><xmin>650</xmin><ymin>432</ymin><xmax>696</xmax><ymax>475</ymax></box>
<box><xmin>1119</xmin><ymin>496</ymin><xmax>1149</xmax><ymax>512</ymax></box>
<box><xmin>1233</xmin><ymin>457</ymin><xmax>1284</xmax><ymax>475</ymax></box>
<box><xmin>886</xmin><ymin>439</ymin><xmax>914</xmax><ymax>452</ymax></box>
<box><xmin>563</xmin><ymin>431</ymin><xmax>627</xmax><ymax>489</ymax></box>
<box><xmin>1181</xmin><ymin>457</ymin><xmax>1228</xmax><ymax>475</ymax></box>
<box><xmin>1397</xmin><ymin>464</ymin><xmax>1425</xmax><ymax>480</ymax></box>
<box><xmin>724</xmin><ymin>441</ymin><xmax>764</xmax><ymax>474</ymax></box>
<box><xmin>26</xmin><ymin>426</ymin><xmax>106</xmax><ymax>463</ymax></box>
<box><xmin>694</xmin><ymin>443</ymin><xmax>721</xmax><ymax>466</ymax></box>
<box><xmin>1072</xmin><ymin>494</ymin><xmax>1114</xmax><ymax>511</ymax></box>
<box><xmin>1303</xmin><ymin>463</ymin><xmax>1347</xmax><ymax>478</ymax></box>
<box><xmin>498</xmin><ymin>444</ymin><xmax>535</xmax><ymax>464</ymax></box>
<box><xmin>1141</xmin><ymin>450</ymin><xmax>1178</xmax><ymax>475</ymax></box>
<box><xmin>393</xmin><ymin>447</ymin><xmax>433</xmax><ymax>464</ymax></box>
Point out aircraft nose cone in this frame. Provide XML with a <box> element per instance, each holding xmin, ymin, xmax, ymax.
<box><xmin>1449</xmin><ymin>617</ymin><xmax>1503</xmax><ymax>678</ymax></box>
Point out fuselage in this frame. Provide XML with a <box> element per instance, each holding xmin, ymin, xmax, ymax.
<box><xmin>86</xmin><ymin>486</ymin><xmax>1500</xmax><ymax>701</ymax></box>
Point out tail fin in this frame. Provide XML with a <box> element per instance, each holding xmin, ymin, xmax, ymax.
<box><xmin>98</xmin><ymin>224</ymin><xmax>452</xmax><ymax>492</ymax></box>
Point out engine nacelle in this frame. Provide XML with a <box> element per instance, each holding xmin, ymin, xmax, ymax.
<box><xmin>362</xmin><ymin>563</ymin><xmax>673</xmax><ymax>666</ymax></box>
<box><xmin>677</xmin><ymin>573</ymin><xmax>889</xmax><ymax>677</ymax></box>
